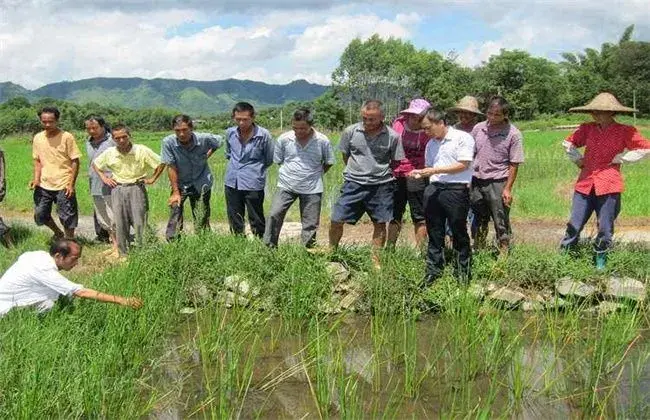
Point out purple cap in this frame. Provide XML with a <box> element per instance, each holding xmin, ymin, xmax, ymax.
<box><xmin>400</xmin><ymin>98</ymin><xmax>431</xmax><ymax>116</ymax></box>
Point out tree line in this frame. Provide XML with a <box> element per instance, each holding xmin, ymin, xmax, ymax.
<box><xmin>0</xmin><ymin>25</ymin><xmax>647</xmax><ymax>137</ymax></box>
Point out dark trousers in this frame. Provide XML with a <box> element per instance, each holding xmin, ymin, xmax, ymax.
<box><xmin>560</xmin><ymin>190</ymin><xmax>621</xmax><ymax>252</ymax></box>
<box><xmin>424</xmin><ymin>183</ymin><xmax>472</xmax><ymax>282</ymax></box>
<box><xmin>166</xmin><ymin>186</ymin><xmax>211</xmax><ymax>241</ymax></box>
<box><xmin>94</xmin><ymin>211</ymin><xmax>110</xmax><ymax>242</ymax></box>
<box><xmin>225</xmin><ymin>185</ymin><xmax>265</xmax><ymax>237</ymax></box>
<box><xmin>470</xmin><ymin>177</ymin><xmax>511</xmax><ymax>247</ymax></box>
<box><xmin>33</xmin><ymin>186</ymin><xmax>78</xmax><ymax>229</ymax></box>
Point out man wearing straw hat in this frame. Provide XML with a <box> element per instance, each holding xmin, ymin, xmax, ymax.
<box><xmin>450</xmin><ymin>96</ymin><xmax>483</xmax><ymax>133</ymax></box>
<box><xmin>387</xmin><ymin>98</ymin><xmax>431</xmax><ymax>249</ymax></box>
<box><xmin>561</xmin><ymin>92</ymin><xmax>650</xmax><ymax>269</ymax></box>
<box><xmin>470</xmin><ymin>96</ymin><xmax>524</xmax><ymax>255</ymax></box>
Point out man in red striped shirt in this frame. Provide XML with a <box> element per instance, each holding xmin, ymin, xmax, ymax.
<box><xmin>561</xmin><ymin>93</ymin><xmax>650</xmax><ymax>269</ymax></box>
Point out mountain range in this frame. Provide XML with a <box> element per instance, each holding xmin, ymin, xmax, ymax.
<box><xmin>0</xmin><ymin>78</ymin><xmax>329</xmax><ymax>116</ymax></box>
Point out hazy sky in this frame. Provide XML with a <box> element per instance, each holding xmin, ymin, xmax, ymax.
<box><xmin>1</xmin><ymin>0</ymin><xmax>648</xmax><ymax>88</ymax></box>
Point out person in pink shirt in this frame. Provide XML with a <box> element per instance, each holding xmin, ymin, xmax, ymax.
<box><xmin>561</xmin><ymin>93</ymin><xmax>650</xmax><ymax>269</ymax></box>
<box><xmin>387</xmin><ymin>98</ymin><xmax>431</xmax><ymax>249</ymax></box>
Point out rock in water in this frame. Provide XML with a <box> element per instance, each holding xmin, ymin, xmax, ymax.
<box><xmin>326</xmin><ymin>262</ymin><xmax>350</xmax><ymax>283</ymax></box>
<box><xmin>488</xmin><ymin>287</ymin><xmax>526</xmax><ymax>308</ymax></box>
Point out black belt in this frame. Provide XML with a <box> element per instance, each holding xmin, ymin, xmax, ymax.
<box><xmin>115</xmin><ymin>181</ymin><xmax>144</xmax><ymax>186</ymax></box>
<box><xmin>431</xmin><ymin>182</ymin><xmax>468</xmax><ymax>190</ymax></box>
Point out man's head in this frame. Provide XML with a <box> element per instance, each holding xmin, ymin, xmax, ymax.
<box><xmin>360</xmin><ymin>100</ymin><xmax>385</xmax><ymax>133</ymax></box>
<box><xmin>421</xmin><ymin>108</ymin><xmax>449</xmax><ymax>140</ymax></box>
<box><xmin>38</xmin><ymin>106</ymin><xmax>60</xmax><ymax>135</ymax></box>
<box><xmin>486</xmin><ymin>96</ymin><xmax>511</xmax><ymax>126</ymax></box>
<box><xmin>292</xmin><ymin>108</ymin><xmax>314</xmax><ymax>141</ymax></box>
<box><xmin>50</xmin><ymin>238</ymin><xmax>82</xmax><ymax>271</ymax></box>
<box><xmin>85</xmin><ymin>115</ymin><xmax>109</xmax><ymax>141</ymax></box>
<box><xmin>456</xmin><ymin>111</ymin><xmax>478</xmax><ymax>127</ymax></box>
<box><xmin>111</xmin><ymin>124</ymin><xmax>133</xmax><ymax>153</ymax></box>
<box><xmin>172</xmin><ymin>114</ymin><xmax>194</xmax><ymax>144</ymax></box>
<box><xmin>590</xmin><ymin>111</ymin><xmax>616</xmax><ymax>125</ymax></box>
<box><xmin>232</xmin><ymin>102</ymin><xmax>255</xmax><ymax>133</ymax></box>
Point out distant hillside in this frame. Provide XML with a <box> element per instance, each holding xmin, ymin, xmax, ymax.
<box><xmin>0</xmin><ymin>78</ymin><xmax>329</xmax><ymax>116</ymax></box>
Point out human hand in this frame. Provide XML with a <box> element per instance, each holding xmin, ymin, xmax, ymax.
<box><xmin>144</xmin><ymin>178</ymin><xmax>155</xmax><ymax>185</ymax></box>
<box><xmin>408</xmin><ymin>170</ymin><xmax>422</xmax><ymax>179</ymax></box>
<box><xmin>101</xmin><ymin>175</ymin><xmax>118</xmax><ymax>188</ymax></box>
<box><xmin>64</xmin><ymin>184</ymin><xmax>75</xmax><ymax>198</ymax></box>
<box><xmin>168</xmin><ymin>192</ymin><xmax>181</xmax><ymax>206</ymax></box>
<box><xmin>28</xmin><ymin>179</ymin><xmax>40</xmax><ymax>190</ymax></box>
<box><xmin>122</xmin><ymin>297</ymin><xmax>143</xmax><ymax>309</ymax></box>
<box><xmin>502</xmin><ymin>188</ymin><xmax>513</xmax><ymax>207</ymax></box>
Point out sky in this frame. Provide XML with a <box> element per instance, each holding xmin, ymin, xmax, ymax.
<box><xmin>1</xmin><ymin>0</ymin><xmax>649</xmax><ymax>89</ymax></box>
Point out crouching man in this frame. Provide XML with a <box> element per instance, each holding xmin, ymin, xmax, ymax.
<box><xmin>0</xmin><ymin>239</ymin><xmax>142</xmax><ymax>317</ymax></box>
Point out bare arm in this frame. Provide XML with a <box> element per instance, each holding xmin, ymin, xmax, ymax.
<box><xmin>502</xmin><ymin>163</ymin><xmax>519</xmax><ymax>207</ymax></box>
<box><xmin>29</xmin><ymin>158</ymin><xmax>42</xmax><ymax>189</ymax></box>
<box><xmin>65</xmin><ymin>158</ymin><xmax>80</xmax><ymax>198</ymax></box>
<box><xmin>167</xmin><ymin>165</ymin><xmax>181</xmax><ymax>206</ymax></box>
<box><xmin>92</xmin><ymin>163</ymin><xmax>117</xmax><ymax>188</ymax></box>
<box><xmin>145</xmin><ymin>164</ymin><xmax>166</xmax><ymax>185</ymax></box>
<box><xmin>73</xmin><ymin>288</ymin><xmax>143</xmax><ymax>309</ymax></box>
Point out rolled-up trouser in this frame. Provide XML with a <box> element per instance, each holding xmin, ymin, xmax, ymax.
<box><xmin>470</xmin><ymin>177</ymin><xmax>511</xmax><ymax>247</ymax></box>
<box><xmin>166</xmin><ymin>185</ymin><xmax>211</xmax><ymax>241</ymax></box>
<box><xmin>424</xmin><ymin>183</ymin><xmax>472</xmax><ymax>282</ymax></box>
<box><xmin>33</xmin><ymin>186</ymin><xmax>78</xmax><ymax>229</ymax></box>
<box><xmin>263</xmin><ymin>188</ymin><xmax>322</xmax><ymax>248</ymax></box>
<box><xmin>560</xmin><ymin>189</ymin><xmax>620</xmax><ymax>253</ymax></box>
<box><xmin>111</xmin><ymin>183</ymin><xmax>149</xmax><ymax>256</ymax></box>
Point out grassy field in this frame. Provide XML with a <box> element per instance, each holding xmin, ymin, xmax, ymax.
<box><xmin>0</xmin><ymin>228</ymin><xmax>649</xmax><ymax>417</ymax></box>
<box><xmin>1</xmin><ymin>126</ymin><xmax>649</xmax><ymax>224</ymax></box>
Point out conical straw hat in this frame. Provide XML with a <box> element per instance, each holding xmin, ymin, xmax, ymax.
<box><xmin>448</xmin><ymin>96</ymin><xmax>483</xmax><ymax>115</ymax></box>
<box><xmin>569</xmin><ymin>92</ymin><xmax>637</xmax><ymax>113</ymax></box>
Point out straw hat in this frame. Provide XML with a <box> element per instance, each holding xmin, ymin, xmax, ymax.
<box><xmin>448</xmin><ymin>96</ymin><xmax>483</xmax><ymax>115</ymax></box>
<box><xmin>569</xmin><ymin>92</ymin><xmax>637</xmax><ymax>113</ymax></box>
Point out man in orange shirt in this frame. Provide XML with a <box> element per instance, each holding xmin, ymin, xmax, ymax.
<box><xmin>561</xmin><ymin>93</ymin><xmax>650</xmax><ymax>269</ymax></box>
<box><xmin>30</xmin><ymin>107</ymin><xmax>81</xmax><ymax>239</ymax></box>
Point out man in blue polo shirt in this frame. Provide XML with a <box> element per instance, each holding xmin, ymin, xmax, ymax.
<box><xmin>161</xmin><ymin>114</ymin><xmax>223</xmax><ymax>241</ymax></box>
<box><xmin>224</xmin><ymin>102</ymin><xmax>275</xmax><ymax>238</ymax></box>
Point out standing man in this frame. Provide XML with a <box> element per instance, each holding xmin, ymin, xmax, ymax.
<box><xmin>0</xmin><ymin>145</ymin><xmax>12</xmax><ymax>247</ymax></box>
<box><xmin>470</xmin><ymin>96</ymin><xmax>524</xmax><ymax>255</ymax></box>
<box><xmin>92</xmin><ymin>124</ymin><xmax>165</xmax><ymax>256</ymax></box>
<box><xmin>0</xmin><ymin>239</ymin><xmax>142</xmax><ymax>317</ymax></box>
<box><xmin>387</xmin><ymin>98</ymin><xmax>431</xmax><ymax>249</ymax></box>
<box><xmin>162</xmin><ymin>115</ymin><xmax>223</xmax><ymax>241</ymax></box>
<box><xmin>85</xmin><ymin>115</ymin><xmax>118</xmax><ymax>256</ymax></box>
<box><xmin>561</xmin><ymin>92</ymin><xmax>650</xmax><ymax>269</ymax></box>
<box><xmin>329</xmin><ymin>100</ymin><xmax>405</xmax><ymax>269</ymax></box>
<box><xmin>263</xmin><ymin>108</ymin><xmax>335</xmax><ymax>248</ymax></box>
<box><xmin>409</xmin><ymin>108</ymin><xmax>474</xmax><ymax>285</ymax></box>
<box><xmin>29</xmin><ymin>107</ymin><xmax>81</xmax><ymax>239</ymax></box>
<box><xmin>224</xmin><ymin>102</ymin><xmax>275</xmax><ymax>238</ymax></box>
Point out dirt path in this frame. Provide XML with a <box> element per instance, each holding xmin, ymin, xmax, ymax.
<box><xmin>2</xmin><ymin>210</ymin><xmax>649</xmax><ymax>248</ymax></box>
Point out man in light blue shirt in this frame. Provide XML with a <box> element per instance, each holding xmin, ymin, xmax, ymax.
<box><xmin>224</xmin><ymin>102</ymin><xmax>275</xmax><ymax>237</ymax></box>
<box><xmin>409</xmin><ymin>108</ymin><xmax>474</xmax><ymax>285</ymax></box>
<box><xmin>263</xmin><ymin>108</ymin><xmax>335</xmax><ymax>248</ymax></box>
<box><xmin>161</xmin><ymin>114</ymin><xmax>223</xmax><ymax>241</ymax></box>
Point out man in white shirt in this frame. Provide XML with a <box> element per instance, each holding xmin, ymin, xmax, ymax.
<box><xmin>409</xmin><ymin>108</ymin><xmax>475</xmax><ymax>286</ymax></box>
<box><xmin>0</xmin><ymin>239</ymin><xmax>142</xmax><ymax>317</ymax></box>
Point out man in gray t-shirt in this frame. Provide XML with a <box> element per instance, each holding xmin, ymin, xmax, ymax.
<box><xmin>329</xmin><ymin>100</ymin><xmax>405</xmax><ymax>269</ymax></box>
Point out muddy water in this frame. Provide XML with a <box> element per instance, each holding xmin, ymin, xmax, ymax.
<box><xmin>149</xmin><ymin>311</ymin><xmax>650</xmax><ymax>419</ymax></box>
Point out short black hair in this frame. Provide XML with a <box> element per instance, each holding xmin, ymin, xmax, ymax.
<box><xmin>84</xmin><ymin>115</ymin><xmax>111</xmax><ymax>133</ymax></box>
<box><xmin>232</xmin><ymin>102</ymin><xmax>255</xmax><ymax>117</ymax></box>
<box><xmin>423</xmin><ymin>108</ymin><xmax>448</xmax><ymax>125</ymax></box>
<box><xmin>172</xmin><ymin>114</ymin><xmax>193</xmax><ymax>129</ymax></box>
<box><xmin>38</xmin><ymin>106</ymin><xmax>61</xmax><ymax>120</ymax></box>
<box><xmin>49</xmin><ymin>238</ymin><xmax>81</xmax><ymax>257</ymax></box>
<box><xmin>292</xmin><ymin>108</ymin><xmax>314</xmax><ymax>125</ymax></box>
<box><xmin>488</xmin><ymin>96</ymin><xmax>511</xmax><ymax>117</ymax></box>
<box><xmin>111</xmin><ymin>123</ymin><xmax>131</xmax><ymax>136</ymax></box>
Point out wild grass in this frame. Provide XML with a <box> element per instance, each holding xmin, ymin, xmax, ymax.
<box><xmin>0</xmin><ymin>228</ymin><xmax>649</xmax><ymax>417</ymax></box>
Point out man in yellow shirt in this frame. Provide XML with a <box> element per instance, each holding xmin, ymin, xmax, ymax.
<box><xmin>92</xmin><ymin>124</ymin><xmax>165</xmax><ymax>256</ymax></box>
<box><xmin>29</xmin><ymin>107</ymin><xmax>81</xmax><ymax>239</ymax></box>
